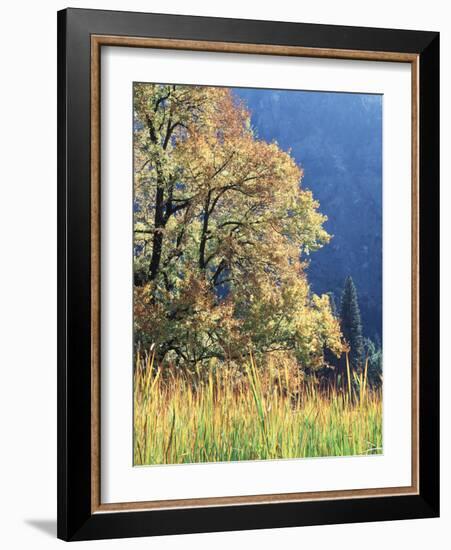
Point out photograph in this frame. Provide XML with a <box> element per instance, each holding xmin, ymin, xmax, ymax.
<box><xmin>51</xmin><ymin>5</ymin><xmax>439</xmax><ymax>542</ymax></box>
<box><xmin>132</xmin><ymin>82</ymin><xmax>383</xmax><ymax>466</ymax></box>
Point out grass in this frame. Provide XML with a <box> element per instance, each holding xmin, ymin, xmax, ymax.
<box><xmin>133</xmin><ymin>352</ymin><xmax>382</xmax><ymax>466</ymax></box>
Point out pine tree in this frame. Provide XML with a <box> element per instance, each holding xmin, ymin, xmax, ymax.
<box><xmin>363</xmin><ymin>337</ymin><xmax>383</xmax><ymax>387</ymax></box>
<box><xmin>340</xmin><ymin>276</ymin><xmax>364</xmax><ymax>369</ymax></box>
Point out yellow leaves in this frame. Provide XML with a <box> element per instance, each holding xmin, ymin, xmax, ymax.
<box><xmin>133</xmin><ymin>83</ymin><xmax>342</xmax><ymax>371</ymax></box>
<box><xmin>311</xmin><ymin>293</ymin><xmax>344</xmax><ymax>358</ymax></box>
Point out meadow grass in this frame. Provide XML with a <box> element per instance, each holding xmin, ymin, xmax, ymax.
<box><xmin>134</xmin><ymin>352</ymin><xmax>382</xmax><ymax>465</ymax></box>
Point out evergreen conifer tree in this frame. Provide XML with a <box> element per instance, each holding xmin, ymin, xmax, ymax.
<box><xmin>363</xmin><ymin>337</ymin><xmax>383</xmax><ymax>387</ymax></box>
<box><xmin>340</xmin><ymin>276</ymin><xmax>364</xmax><ymax>369</ymax></box>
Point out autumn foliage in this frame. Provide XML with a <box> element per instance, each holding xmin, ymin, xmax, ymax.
<box><xmin>133</xmin><ymin>84</ymin><xmax>343</xmax><ymax>372</ymax></box>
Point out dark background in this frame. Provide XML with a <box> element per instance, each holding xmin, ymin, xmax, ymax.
<box><xmin>235</xmin><ymin>88</ymin><xmax>383</xmax><ymax>340</ymax></box>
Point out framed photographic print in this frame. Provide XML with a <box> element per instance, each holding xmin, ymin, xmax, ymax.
<box><xmin>57</xmin><ymin>8</ymin><xmax>439</xmax><ymax>541</ymax></box>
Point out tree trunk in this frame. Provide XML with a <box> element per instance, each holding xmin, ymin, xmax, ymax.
<box><xmin>149</xmin><ymin>185</ymin><xmax>165</xmax><ymax>281</ymax></box>
<box><xmin>199</xmin><ymin>191</ymin><xmax>211</xmax><ymax>269</ymax></box>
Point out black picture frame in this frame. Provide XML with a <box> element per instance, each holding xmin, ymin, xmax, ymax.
<box><xmin>57</xmin><ymin>7</ymin><xmax>439</xmax><ymax>541</ymax></box>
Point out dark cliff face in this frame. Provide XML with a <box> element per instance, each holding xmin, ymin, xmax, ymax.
<box><xmin>234</xmin><ymin>88</ymin><xmax>382</xmax><ymax>341</ymax></box>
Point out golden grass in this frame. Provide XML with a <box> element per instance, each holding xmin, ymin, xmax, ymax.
<box><xmin>134</xmin><ymin>352</ymin><xmax>382</xmax><ymax>465</ymax></box>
